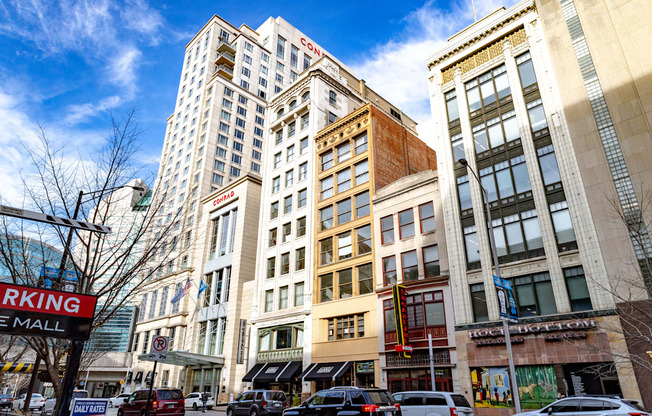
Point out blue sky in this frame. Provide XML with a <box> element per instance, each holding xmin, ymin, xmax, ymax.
<box><xmin>0</xmin><ymin>0</ymin><xmax>516</xmax><ymax>205</ymax></box>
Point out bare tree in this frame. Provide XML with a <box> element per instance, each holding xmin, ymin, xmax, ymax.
<box><xmin>0</xmin><ymin>110</ymin><xmax>191</xmax><ymax>401</ymax></box>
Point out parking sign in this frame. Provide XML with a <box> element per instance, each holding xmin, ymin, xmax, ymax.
<box><xmin>149</xmin><ymin>335</ymin><xmax>169</xmax><ymax>361</ymax></box>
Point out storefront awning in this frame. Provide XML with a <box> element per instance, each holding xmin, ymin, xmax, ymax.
<box><xmin>243</xmin><ymin>361</ymin><xmax>303</xmax><ymax>383</ymax></box>
<box><xmin>301</xmin><ymin>361</ymin><xmax>352</xmax><ymax>382</ymax></box>
<box><xmin>138</xmin><ymin>351</ymin><xmax>224</xmax><ymax>368</ymax></box>
<box><xmin>242</xmin><ymin>363</ymin><xmax>266</xmax><ymax>382</ymax></box>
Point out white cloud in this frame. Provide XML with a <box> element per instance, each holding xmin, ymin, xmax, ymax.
<box><xmin>64</xmin><ymin>95</ymin><xmax>123</xmax><ymax>125</ymax></box>
<box><xmin>350</xmin><ymin>0</ymin><xmax>520</xmax><ymax>147</ymax></box>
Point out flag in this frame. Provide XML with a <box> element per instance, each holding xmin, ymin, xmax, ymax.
<box><xmin>182</xmin><ymin>277</ymin><xmax>192</xmax><ymax>295</ymax></box>
<box><xmin>197</xmin><ymin>280</ymin><xmax>208</xmax><ymax>299</ymax></box>
<box><xmin>171</xmin><ymin>278</ymin><xmax>191</xmax><ymax>304</ymax></box>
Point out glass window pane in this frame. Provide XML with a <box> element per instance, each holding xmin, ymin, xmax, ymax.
<box><xmin>539</xmin><ymin>153</ymin><xmax>561</xmax><ymax>185</ymax></box>
<box><xmin>528</xmin><ymin>105</ymin><xmax>548</xmax><ymax>132</ymax></box>
<box><xmin>494</xmin><ymin>71</ymin><xmax>510</xmax><ymax>99</ymax></box>
<box><xmin>446</xmin><ymin>96</ymin><xmax>459</xmax><ymax>122</ymax></box>
<box><xmin>552</xmin><ymin>210</ymin><xmax>576</xmax><ymax>244</ymax></box>
<box><xmin>516</xmin><ymin>282</ymin><xmax>536</xmax><ymax>317</ymax></box>
<box><xmin>471</xmin><ymin>284</ymin><xmax>488</xmax><ymax>322</ymax></box>
<box><xmin>503</xmin><ymin>115</ymin><xmax>520</xmax><ymax>142</ymax></box>
<box><xmin>488</xmin><ymin>122</ymin><xmax>504</xmax><ymax>148</ymax></box>
<box><xmin>465</xmin><ymin>232</ymin><xmax>480</xmax><ymax>264</ymax></box>
<box><xmin>496</xmin><ymin>168</ymin><xmax>514</xmax><ymax>199</ymax></box>
<box><xmin>480</xmin><ymin>79</ymin><xmax>495</xmax><ymax>106</ymax></box>
<box><xmin>466</xmin><ymin>85</ymin><xmax>481</xmax><ymax>112</ymax></box>
<box><xmin>339</xmin><ymin>269</ymin><xmax>352</xmax><ymax>299</ymax></box>
<box><xmin>452</xmin><ymin>137</ymin><xmax>465</xmax><ymax>161</ymax></box>
<box><xmin>473</xmin><ymin>128</ymin><xmax>489</xmax><ymax>154</ymax></box>
<box><xmin>425</xmin><ymin>302</ymin><xmax>445</xmax><ymax>326</ymax></box>
<box><xmin>481</xmin><ymin>172</ymin><xmax>498</xmax><ymax>202</ymax></box>
<box><xmin>505</xmin><ymin>222</ymin><xmax>525</xmax><ymax>254</ymax></box>
<box><xmin>493</xmin><ymin>226</ymin><xmax>507</xmax><ymax>258</ymax></box>
<box><xmin>385</xmin><ymin>309</ymin><xmax>396</xmax><ymax>331</ymax></box>
<box><xmin>522</xmin><ymin>217</ymin><xmax>544</xmax><ymax>251</ymax></box>
<box><xmin>458</xmin><ymin>182</ymin><xmax>472</xmax><ymax>211</ymax></box>
<box><xmin>535</xmin><ymin>280</ymin><xmax>558</xmax><ymax>315</ymax></box>
<box><xmin>512</xmin><ymin>162</ymin><xmax>531</xmax><ymax>193</ymax></box>
<box><xmin>337</xmin><ymin>199</ymin><xmax>352</xmax><ymax>224</ymax></box>
<box><xmin>518</xmin><ymin>59</ymin><xmax>537</xmax><ymax>88</ymax></box>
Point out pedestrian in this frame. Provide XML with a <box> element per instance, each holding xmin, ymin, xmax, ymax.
<box><xmin>201</xmin><ymin>392</ymin><xmax>208</xmax><ymax>413</ymax></box>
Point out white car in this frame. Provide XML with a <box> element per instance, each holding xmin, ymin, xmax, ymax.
<box><xmin>185</xmin><ymin>392</ymin><xmax>215</xmax><ymax>410</ymax></box>
<box><xmin>513</xmin><ymin>396</ymin><xmax>649</xmax><ymax>416</ymax></box>
<box><xmin>13</xmin><ymin>393</ymin><xmax>46</xmax><ymax>411</ymax></box>
<box><xmin>392</xmin><ymin>391</ymin><xmax>475</xmax><ymax>416</ymax></box>
<box><xmin>43</xmin><ymin>390</ymin><xmax>89</xmax><ymax>416</ymax></box>
<box><xmin>109</xmin><ymin>393</ymin><xmax>132</xmax><ymax>407</ymax></box>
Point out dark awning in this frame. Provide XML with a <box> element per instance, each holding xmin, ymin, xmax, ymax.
<box><xmin>242</xmin><ymin>363</ymin><xmax>266</xmax><ymax>382</ymax></box>
<box><xmin>254</xmin><ymin>361</ymin><xmax>303</xmax><ymax>382</ymax></box>
<box><xmin>134</xmin><ymin>371</ymin><xmax>143</xmax><ymax>383</ymax></box>
<box><xmin>302</xmin><ymin>361</ymin><xmax>352</xmax><ymax>382</ymax></box>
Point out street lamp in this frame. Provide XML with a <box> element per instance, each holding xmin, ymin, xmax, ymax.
<box><xmin>458</xmin><ymin>158</ymin><xmax>521</xmax><ymax>413</ymax></box>
<box><xmin>54</xmin><ymin>183</ymin><xmax>145</xmax><ymax>416</ymax></box>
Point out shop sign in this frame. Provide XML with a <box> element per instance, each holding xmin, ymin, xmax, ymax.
<box><xmin>475</xmin><ymin>337</ymin><xmax>524</xmax><ymax>347</ymax></box>
<box><xmin>237</xmin><ymin>319</ymin><xmax>247</xmax><ymax>364</ymax></box>
<box><xmin>355</xmin><ymin>361</ymin><xmax>374</xmax><ymax>373</ymax></box>
<box><xmin>392</xmin><ymin>285</ymin><xmax>410</xmax><ymax>358</ymax></box>
<box><xmin>468</xmin><ymin>319</ymin><xmax>596</xmax><ymax>339</ymax></box>
<box><xmin>71</xmin><ymin>398</ymin><xmax>109</xmax><ymax>416</ymax></box>
<box><xmin>211</xmin><ymin>190</ymin><xmax>235</xmax><ymax>207</ymax></box>
<box><xmin>0</xmin><ymin>282</ymin><xmax>97</xmax><ymax>340</ymax></box>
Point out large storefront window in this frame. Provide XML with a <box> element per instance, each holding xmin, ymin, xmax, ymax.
<box><xmin>383</xmin><ymin>291</ymin><xmax>446</xmax><ymax>343</ymax></box>
<box><xmin>258</xmin><ymin>324</ymin><xmax>304</xmax><ymax>354</ymax></box>
<box><xmin>387</xmin><ymin>368</ymin><xmax>452</xmax><ymax>393</ymax></box>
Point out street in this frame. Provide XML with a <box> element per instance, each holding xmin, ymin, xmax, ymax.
<box><xmin>104</xmin><ymin>406</ymin><xmax>227</xmax><ymax>416</ymax></box>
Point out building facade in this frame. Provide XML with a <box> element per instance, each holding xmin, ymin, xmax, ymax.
<box><xmin>308</xmin><ymin>104</ymin><xmax>435</xmax><ymax>393</ymax></box>
<box><xmin>371</xmin><ymin>170</ymin><xmax>458</xmax><ymax>393</ymax></box>
<box><xmin>426</xmin><ymin>0</ymin><xmax>646</xmax><ymax>411</ymax></box>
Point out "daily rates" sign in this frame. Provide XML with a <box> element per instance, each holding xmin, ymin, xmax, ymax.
<box><xmin>0</xmin><ymin>282</ymin><xmax>97</xmax><ymax>340</ymax></box>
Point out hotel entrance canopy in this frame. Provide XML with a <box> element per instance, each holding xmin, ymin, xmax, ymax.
<box><xmin>138</xmin><ymin>351</ymin><xmax>224</xmax><ymax>368</ymax></box>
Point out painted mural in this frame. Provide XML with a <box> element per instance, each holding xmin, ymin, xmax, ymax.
<box><xmin>515</xmin><ymin>365</ymin><xmax>558</xmax><ymax>409</ymax></box>
<box><xmin>471</xmin><ymin>365</ymin><xmax>558</xmax><ymax>409</ymax></box>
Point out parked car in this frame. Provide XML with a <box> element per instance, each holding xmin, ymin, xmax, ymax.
<box><xmin>185</xmin><ymin>392</ymin><xmax>215</xmax><ymax>411</ymax></box>
<box><xmin>118</xmin><ymin>389</ymin><xmax>185</xmax><ymax>416</ymax></box>
<box><xmin>110</xmin><ymin>393</ymin><xmax>133</xmax><ymax>407</ymax></box>
<box><xmin>283</xmin><ymin>387</ymin><xmax>398</xmax><ymax>416</ymax></box>
<box><xmin>0</xmin><ymin>394</ymin><xmax>13</xmax><ymax>409</ymax></box>
<box><xmin>513</xmin><ymin>395</ymin><xmax>649</xmax><ymax>416</ymax></box>
<box><xmin>43</xmin><ymin>390</ymin><xmax>90</xmax><ymax>416</ymax></box>
<box><xmin>392</xmin><ymin>391</ymin><xmax>473</xmax><ymax>416</ymax></box>
<box><xmin>228</xmin><ymin>390</ymin><xmax>288</xmax><ymax>416</ymax></box>
<box><xmin>13</xmin><ymin>393</ymin><xmax>46</xmax><ymax>411</ymax></box>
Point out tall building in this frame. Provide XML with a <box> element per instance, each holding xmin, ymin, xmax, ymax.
<box><xmin>426</xmin><ymin>0</ymin><xmax>648</xmax><ymax>409</ymax></box>
<box><xmin>128</xmin><ymin>15</ymin><xmax>344</xmax><ymax>397</ymax></box>
<box><xmin>245</xmin><ymin>55</ymin><xmax>428</xmax><ymax>398</ymax></box>
<box><xmin>371</xmin><ymin>170</ymin><xmax>458</xmax><ymax>393</ymax></box>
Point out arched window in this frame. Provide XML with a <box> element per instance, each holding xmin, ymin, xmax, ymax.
<box><xmin>301</xmin><ymin>91</ymin><xmax>310</xmax><ymax>103</ymax></box>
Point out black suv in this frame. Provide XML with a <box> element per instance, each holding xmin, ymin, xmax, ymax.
<box><xmin>227</xmin><ymin>390</ymin><xmax>288</xmax><ymax>416</ymax></box>
<box><xmin>283</xmin><ymin>387</ymin><xmax>399</xmax><ymax>416</ymax></box>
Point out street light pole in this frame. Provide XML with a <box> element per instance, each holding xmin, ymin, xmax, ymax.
<box><xmin>459</xmin><ymin>159</ymin><xmax>521</xmax><ymax>412</ymax></box>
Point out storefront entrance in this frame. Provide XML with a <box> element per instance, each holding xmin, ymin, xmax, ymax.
<box><xmin>387</xmin><ymin>368</ymin><xmax>452</xmax><ymax>393</ymax></box>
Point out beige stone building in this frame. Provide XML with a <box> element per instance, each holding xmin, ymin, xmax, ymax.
<box><xmin>427</xmin><ymin>0</ymin><xmax>649</xmax><ymax>410</ymax></box>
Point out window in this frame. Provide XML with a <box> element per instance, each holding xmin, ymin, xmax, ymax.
<box><xmin>327</xmin><ymin>314</ymin><xmax>364</xmax><ymax>340</ymax></box>
<box><xmin>265</xmin><ymin>290</ymin><xmax>274</xmax><ymax>312</ymax></box>
<box><xmin>297</xmin><ymin>217</ymin><xmax>306</xmax><ymax>237</ymax></box>
<box><xmin>294</xmin><ymin>282</ymin><xmax>304</xmax><ymax>306</ymax></box>
<box><xmin>328</xmin><ymin>112</ymin><xmax>337</xmax><ymax>124</ymax></box>
<box><xmin>298</xmin><ymin>188</ymin><xmax>307</xmax><ymax>208</ymax></box>
<box><xmin>272</xmin><ymin>177</ymin><xmax>280</xmax><ymax>193</ymax></box>
<box><xmin>383</xmin><ymin>256</ymin><xmax>397</xmax><ymax>286</ymax></box>
<box><xmin>270</xmin><ymin>201</ymin><xmax>279</xmax><ymax>219</ymax></box>
<box><xmin>269</xmin><ymin>228</ymin><xmax>277</xmax><ymax>247</ymax></box>
<box><xmin>338</xmin><ymin>231</ymin><xmax>352</xmax><ymax>260</ymax></box>
<box><xmin>230</xmin><ymin>166</ymin><xmax>240</xmax><ymax>177</ymax></box>
<box><xmin>299</xmin><ymin>163</ymin><xmax>308</xmax><ymax>181</ymax></box>
<box><xmin>356</xmin><ymin>191</ymin><xmax>370</xmax><ymax>218</ymax></box>
<box><xmin>321</xmin><ymin>150</ymin><xmax>333</xmax><ymax>171</ymax></box>
<box><xmin>276</xmin><ymin>61</ymin><xmax>285</xmax><ymax>72</ymax></box>
<box><xmin>290</xmin><ymin>45</ymin><xmax>299</xmax><ymax>68</ymax></box>
<box><xmin>267</xmin><ymin>258</ymin><xmax>276</xmax><ymax>279</ymax></box>
<box><xmin>357</xmin><ymin>225</ymin><xmax>372</xmax><ymax>255</ymax></box>
<box><xmin>512</xmin><ymin>272</ymin><xmax>557</xmax><ymax>317</ymax></box>
<box><xmin>279</xmin><ymin>286</ymin><xmax>289</xmax><ymax>309</ymax></box>
<box><xmin>274</xmin><ymin>152</ymin><xmax>282</xmax><ymax>169</ymax></box>
<box><xmin>337</xmin><ymin>199</ymin><xmax>352</xmax><ymax>225</ymax></box>
<box><xmin>320</xmin><ymin>176</ymin><xmax>334</xmax><ymax>200</ymax></box>
<box><xmin>527</xmin><ymin>98</ymin><xmax>548</xmax><ymax>132</ymax></box>
<box><xmin>282</xmin><ymin>223</ymin><xmax>291</xmax><ymax>243</ymax></box>
<box><xmin>296</xmin><ymin>248</ymin><xmax>305</xmax><ymax>271</ymax></box>
<box><xmin>300</xmin><ymin>137</ymin><xmax>308</xmax><ymax>154</ymax></box>
<box><xmin>240</xmin><ymin>80</ymin><xmax>249</xmax><ymax>90</ymax></box>
<box><xmin>564</xmin><ymin>267</ymin><xmax>592</xmax><ymax>312</ymax></box>
<box><xmin>470</xmin><ymin>283</ymin><xmax>488</xmax><ymax>322</ymax></box>
<box><xmin>445</xmin><ymin>90</ymin><xmax>459</xmax><ymax>124</ymax></box>
<box><xmin>281</xmin><ymin>254</ymin><xmax>290</xmax><ymax>275</ymax></box>
<box><xmin>275</xmin><ymin>130</ymin><xmax>283</xmax><ymax>145</ymax></box>
<box><xmin>214</xmin><ymin>160</ymin><xmax>225</xmax><ymax>172</ymax></box>
<box><xmin>319</xmin><ymin>273</ymin><xmax>333</xmax><ymax>302</ymax></box>
<box><xmin>516</xmin><ymin>52</ymin><xmax>538</xmax><ymax>90</ymax></box>
<box><xmin>285</xmin><ymin>170</ymin><xmax>294</xmax><ymax>187</ymax></box>
<box><xmin>338</xmin><ymin>269</ymin><xmax>352</xmax><ymax>299</ymax></box>
<box><xmin>320</xmin><ymin>238</ymin><xmax>333</xmax><ymax>265</ymax></box>
<box><xmin>232</xmin><ymin>154</ymin><xmax>242</xmax><ymax>164</ymax></box>
<box><xmin>419</xmin><ymin>202</ymin><xmax>435</xmax><ymax>233</ymax></box>
<box><xmin>537</xmin><ymin>145</ymin><xmax>561</xmax><ymax>186</ymax></box>
<box><xmin>457</xmin><ymin>175</ymin><xmax>472</xmax><ymax>211</ymax></box>
<box><xmin>401</xmin><ymin>251</ymin><xmax>418</xmax><ymax>282</ymax></box>
<box><xmin>252</xmin><ymin>150</ymin><xmax>262</xmax><ymax>161</ymax></box>
<box><xmin>329</xmin><ymin>90</ymin><xmax>337</xmax><ymax>106</ymax></box>
<box><xmin>381</xmin><ymin>215</ymin><xmax>394</xmax><ymax>244</ymax></box>
<box><xmin>491</xmin><ymin>209</ymin><xmax>544</xmax><ymax>263</ymax></box>
<box><xmin>277</xmin><ymin>36</ymin><xmax>285</xmax><ymax>58</ymax></box>
<box><xmin>212</xmin><ymin>173</ymin><xmax>223</xmax><ymax>185</ymax></box>
<box><xmin>303</xmin><ymin>55</ymin><xmax>311</xmax><ymax>70</ymax></box>
<box><xmin>423</xmin><ymin>245</ymin><xmax>440</xmax><ymax>278</ymax></box>
<box><xmin>399</xmin><ymin>209</ymin><xmax>415</xmax><ymax>239</ymax></box>
<box><xmin>337</xmin><ymin>142</ymin><xmax>351</xmax><ymax>163</ymax></box>
<box><xmin>284</xmin><ymin>195</ymin><xmax>293</xmax><ymax>214</ymax></box>
<box><xmin>241</xmin><ymin>67</ymin><xmax>250</xmax><ymax>78</ymax></box>
<box><xmin>354</xmin><ymin>133</ymin><xmax>368</xmax><ymax>155</ymax></box>
<box><xmin>550</xmin><ymin>200</ymin><xmax>577</xmax><ymax>251</ymax></box>
<box><xmin>337</xmin><ymin>168</ymin><xmax>351</xmax><ymax>192</ymax></box>
<box><xmin>355</xmin><ymin>160</ymin><xmax>369</xmax><ymax>185</ymax></box>
<box><xmin>301</xmin><ymin>113</ymin><xmax>309</xmax><ymax>130</ymax></box>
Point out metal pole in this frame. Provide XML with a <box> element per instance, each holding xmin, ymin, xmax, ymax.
<box><xmin>461</xmin><ymin>159</ymin><xmax>521</xmax><ymax>413</ymax></box>
<box><xmin>84</xmin><ymin>369</ymin><xmax>90</xmax><ymax>390</ymax></box>
<box><xmin>145</xmin><ymin>361</ymin><xmax>158</xmax><ymax>416</ymax></box>
<box><xmin>23</xmin><ymin>356</ymin><xmax>41</xmax><ymax>412</ymax></box>
<box><xmin>58</xmin><ymin>190</ymin><xmax>84</xmax><ymax>288</ymax></box>
<box><xmin>428</xmin><ymin>334</ymin><xmax>436</xmax><ymax>392</ymax></box>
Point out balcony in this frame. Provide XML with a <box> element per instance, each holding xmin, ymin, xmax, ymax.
<box><xmin>257</xmin><ymin>347</ymin><xmax>303</xmax><ymax>363</ymax></box>
<box><xmin>217</xmin><ymin>38</ymin><xmax>235</xmax><ymax>54</ymax></box>
<box><xmin>216</xmin><ymin>51</ymin><xmax>235</xmax><ymax>66</ymax></box>
<box><xmin>216</xmin><ymin>64</ymin><xmax>234</xmax><ymax>80</ymax></box>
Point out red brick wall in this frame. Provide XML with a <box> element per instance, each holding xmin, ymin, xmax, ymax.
<box><xmin>369</xmin><ymin>105</ymin><xmax>436</xmax><ymax>190</ymax></box>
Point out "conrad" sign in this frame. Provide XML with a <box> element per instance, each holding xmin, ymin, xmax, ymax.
<box><xmin>468</xmin><ymin>319</ymin><xmax>596</xmax><ymax>339</ymax></box>
<box><xmin>211</xmin><ymin>190</ymin><xmax>235</xmax><ymax>207</ymax></box>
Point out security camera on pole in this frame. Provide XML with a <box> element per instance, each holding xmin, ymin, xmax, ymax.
<box><xmin>145</xmin><ymin>335</ymin><xmax>169</xmax><ymax>415</ymax></box>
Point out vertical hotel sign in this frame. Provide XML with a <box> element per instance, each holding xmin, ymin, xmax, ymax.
<box><xmin>392</xmin><ymin>285</ymin><xmax>411</xmax><ymax>358</ymax></box>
